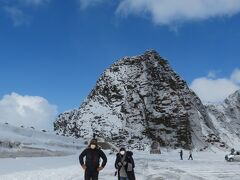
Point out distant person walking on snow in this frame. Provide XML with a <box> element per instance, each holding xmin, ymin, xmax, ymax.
<box><xmin>179</xmin><ymin>149</ymin><xmax>183</xmax><ymax>160</ymax></box>
<box><xmin>79</xmin><ymin>138</ymin><xmax>107</xmax><ymax>180</ymax></box>
<box><xmin>188</xmin><ymin>150</ymin><xmax>193</xmax><ymax>160</ymax></box>
<box><xmin>115</xmin><ymin>147</ymin><xmax>136</xmax><ymax>180</ymax></box>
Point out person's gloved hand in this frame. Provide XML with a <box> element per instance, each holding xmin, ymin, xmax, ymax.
<box><xmin>81</xmin><ymin>165</ymin><xmax>87</xmax><ymax>170</ymax></box>
<box><xmin>117</xmin><ymin>162</ymin><xmax>122</xmax><ymax>166</ymax></box>
<box><xmin>97</xmin><ymin>166</ymin><xmax>104</xmax><ymax>171</ymax></box>
<box><xmin>122</xmin><ymin>161</ymin><xmax>127</xmax><ymax>166</ymax></box>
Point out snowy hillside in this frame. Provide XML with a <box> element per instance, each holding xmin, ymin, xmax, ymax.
<box><xmin>0</xmin><ymin>123</ymin><xmax>84</xmax><ymax>158</ymax></box>
<box><xmin>206</xmin><ymin>90</ymin><xmax>240</xmax><ymax>149</ymax></box>
<box><xmin>54</xmin><ymin>50</ymin><xmax>226</xmax><ymax>150</ymax></box>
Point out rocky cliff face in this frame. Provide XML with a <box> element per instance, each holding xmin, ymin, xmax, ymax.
<box><xmin>54</xmin><ymin>50</ymin><xmax>226</xmax><ymax>150</ymax></box>
<box><xmin>206</xmin><ymin>90</ymin><xmax>240</xmax><ymax>149</ymax></box>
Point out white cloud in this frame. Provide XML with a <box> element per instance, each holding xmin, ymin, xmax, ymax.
<box><xmin>19</xmin><ymin>0</ymin><xmax>50</xmax><ymax>6</ymax></box>
<box><xmin>4</xmin><ymin>0</ymin><xmax>240</xmax><ymax>26</ymax></box>
<box><xmin>78</xmin><ymin>0</ymin><xmax>240</xmax><ymax>25</ymax></box>
<box><xmin>207</xmin><ymin>71</ymin><xmax>218</xmax><ymax>78</ymax></box>
<box><xmin>78</xmin><ymin>0</ymin><xmax>108</xmax><ymax>9</ymax></box>
<box><xmin>0</xmin><ymin>92</ymin><xmax>57</xmax><ymax>131</ymax></box>
<box><xmin>2</xmin><ymin>0</ymin><xmax>50</xmax><ymax>6</ymax></box>
<box><xmin>116</xmin><ymin>0</ymin><xmax>240</xmax><ymax>25</ymax></box>
<box><xmin>4</xmin><ymin>6</ymin><xmax>29</xmax><ymax>26</ymax></box>
<box><xmin>231</xmin><ymin>68</ymin><xmax>240</xmax><ymax>84</ymax></box>
<box><xmin>2</xmin><ymin>0</ymin><xmax>50</xmax><ymax>26</ymax></box>
<box><xmin>190</xmin><ymin>69</ymin><xmax>240</xmax><ymax>103</ymax></box>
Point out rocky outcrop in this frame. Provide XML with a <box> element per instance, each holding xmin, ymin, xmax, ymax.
<box><xmin>54</xmin><ymin>50</ymin><xmax>222</xmax><ymax>150</ymax></box>
<box><xmin>206</xmin><ymin>90</ymin><xmax>240</xmax><ymax>148</ymax></box>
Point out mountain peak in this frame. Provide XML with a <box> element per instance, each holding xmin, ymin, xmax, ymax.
<box><xmin>143</xmin><ymin>49</ymin><xmax>159</xmax><ymax>56</ymax></box>
<box><xmin>113</xmin><ymin>50</ymin><xmax>168</xmax><ymax>68</ymax></box>
<box><xmin>225</xmin><ymin>89</ymin><xmax>240</xmax><ymax>105</ymax></box>
<box><xmin>54</xmin><ymin>51</ymin><xmax>223</xmax><ymax>150</ymax></box>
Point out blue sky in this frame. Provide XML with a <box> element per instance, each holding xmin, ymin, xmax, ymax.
<box><xmin>0</xmin><ymin>0</ymin><xmax>240</xmax><ymax>129</ymax></box>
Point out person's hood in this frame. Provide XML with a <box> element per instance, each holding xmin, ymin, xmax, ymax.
<box><xmin>88</xmin><ymin>138</ymin><xmax>98</xmax><ymax>147</ymax></box>
<box><xmin>117</xmin><ymin>151</ymin><xmax>133</xmax><ymax>157</ymax></box>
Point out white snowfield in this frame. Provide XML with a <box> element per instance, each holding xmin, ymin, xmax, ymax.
<box><xmin>0</xmin><ymin>123</ymin><xmax>85</xmax><ymax>158</ymax></box>
<box><xmin>1</xmin><ymin>149</ymin><xmax>240</xmax><ymax>180</ymax></box>
<box><xmin>1</xmin><ymin>123</ymin><xmax>240</xmax><ymax>179</ymax></box>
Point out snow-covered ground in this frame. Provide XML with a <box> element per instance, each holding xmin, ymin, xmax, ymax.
<box><xmin>0</xmin><ymin>123</ymin><xmax>84</xmax><ymax>158</ymax></box>
<box><xmin>1</xmin><ymin>123</ymin><xmax>240</xmax><ymax>179</ymax></box>
<box><xmin>1</xmin><ymin>149</ymin><xmax>239</xmax><ymax>180</ymax></box>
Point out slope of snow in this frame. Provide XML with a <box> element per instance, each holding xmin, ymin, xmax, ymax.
<box><xmin>206</xmin><ymin>90</ymin><xmax>240</xmax><ymax>149</ymax></box>
<box><xmin>0</xmin><ymin>123</ymin><xmax>85</xmax><ymax>158</ymax></box>
<box><xmin>0</xmin><ymin>149</ymin><xmax>239</xmax><ymax>180</ymax></box>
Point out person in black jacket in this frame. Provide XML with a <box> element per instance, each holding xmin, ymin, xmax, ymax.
<box><xmin>115</xmin><ymin>147</ymin><xmax>136</xmax><ymax>180</ymax></box>
<box><xmin>179</xmin><ymin>149</ymin><xmax>183</xmax><ymax>160</ymax></box>
<box><xmin>79</xmin><ymin>139</ymin><xmax>107</xmax><ymax>180</ymax></box>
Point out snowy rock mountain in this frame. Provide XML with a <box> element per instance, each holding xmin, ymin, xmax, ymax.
<box><xmin>54</xmin><ymin>50</ymin><xmax>226</xmax><ymax>150</ymax></box>
<box><xmin>206</xmin><ymin>90</ymin><xmax>240</xmax><ymax>149</ymax></box>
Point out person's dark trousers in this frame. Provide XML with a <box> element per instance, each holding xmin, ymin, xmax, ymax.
<box><xmin>84</xmin><ymin>170</ymin><xmax>99</xmax><ymax>180</ymax></box>
<box><xmin>180</xmin><ymin>155</ymin><xmax>183</xmax><ymax>160</ymax></box>
<box><xmin>120</xmin><ymin>177</ymin><xmax>129</xmax><ymax>180</ymax></box>
<box><xmin>188</xmin><ymin>155</ymin><xmax>193</xmax><ymax>160</ymax></box>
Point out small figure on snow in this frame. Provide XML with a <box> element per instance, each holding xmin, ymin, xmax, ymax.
<box><xmin>115</xmin><ymin>147</ymin><xmax>136</xmax><ymax>180</ymax></box>
<box><xmin>230</xmin><ymin>148</ymin><xmax>235</xmax><ymax>155</ymax></box>
<box><xmin>79</xmin><ymin>138</ymin><xmax>107</xmax><ymax>180</ymax></box>
<box><xmin>179</xmin><ymin>149</ymin><xmax>183</xmax><ymax>160</ymax></box>
<box><xmin>188</xmin><ymin>150</ymin><xmax>193</xmax><ymax>160</ymax></box>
